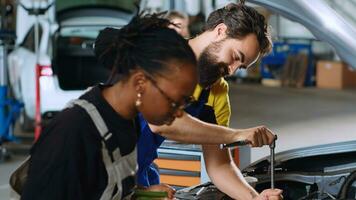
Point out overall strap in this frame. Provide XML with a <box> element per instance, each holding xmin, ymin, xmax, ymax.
<box><xmin>67</xmin><ymin>99</ymin><xmax>112</xmax><ymax>141</ymax></box>
<box><xmin>67</xmin><ymin>99</ymin><xmax>117</xmax><ymax>199</ymax></box>
<box><xmin>198</xmin><ymin>88</ymin><xmax>210</xmax><ymax>104</ymax></box>
<box><xmin>68</xmin><ymin>99</ymin><xmax>131</xmax><ymax>200</ymax></box>
<box><xmin>67</xmin><ymin>99</ymin><xmax>137</xmax><ymax>200</ymax></box>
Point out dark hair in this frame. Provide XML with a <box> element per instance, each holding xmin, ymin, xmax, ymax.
<box><xmin>94</xmin><ymin>12</ymin><xmax>196</xmax><ymax>80</ymax></box>
<box><xmin>203</xmin><ymin>1</ymin><xmax>272</xmax><ymax>56</ymax></box>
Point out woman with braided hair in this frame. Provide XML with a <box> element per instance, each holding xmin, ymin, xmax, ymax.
<box><xmin>20</xmin><ymin>12</ymin><xmax>197</xmax><ymax>200</ymax></box>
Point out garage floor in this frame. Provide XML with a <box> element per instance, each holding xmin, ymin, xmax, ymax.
<box><xmin>0</xmin><ymin>83</ymin><xmax>356</xmax><ymax>199</ymax></box>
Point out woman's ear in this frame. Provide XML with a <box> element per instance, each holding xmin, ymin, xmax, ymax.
<box><xmin>131</xmin><ymin>71</ymin><xmax>147</xmax><ymax>94</ymax></box>
<box><xmin>213</xmin><ymin>23</ymin><xmax>228</xmax><ymax>41</ymax></box>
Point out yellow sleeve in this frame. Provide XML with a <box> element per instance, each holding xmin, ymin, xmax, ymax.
<box><xmin>207</xmin><ymin>78</ymin><xmax>231</xmax><ymax>127</ymax></box>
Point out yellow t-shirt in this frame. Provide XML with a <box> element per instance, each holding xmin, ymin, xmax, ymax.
<box><xmin>192</xmin><ymin>78</ymin><xmax>231</xmax><ymax>127</ymax></box>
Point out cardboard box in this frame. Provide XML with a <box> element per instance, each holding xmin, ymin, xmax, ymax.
<box><xmin>316</xmin><ymin>61</ymin><xmax>356</xmax><ymax>89</ymax></box>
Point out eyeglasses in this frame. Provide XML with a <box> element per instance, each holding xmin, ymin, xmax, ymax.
<box><xmin>145</xmin><ymin>73</ymin><xmax>195</xmax><ymax>111</ymax></box>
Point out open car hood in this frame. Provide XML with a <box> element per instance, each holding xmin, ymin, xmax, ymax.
<box><xmin>243</xmin><ymin>140</ymin><xmax>356</xmax><ymax>174</ymax></box>
<box><xmin>249</xmin><ymin>0</ymin><xmax>356</xmax><ymax>69</ymax></box>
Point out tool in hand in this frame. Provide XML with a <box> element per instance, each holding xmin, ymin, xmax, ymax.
<box><xmin>270</xmin><ymin>135</ymin><xmax>277</xmax><ymax>189</ymax></box>
<box><xmin>219</xmin><ymin>140</ymin><xmax>250</xmax><ymax>150</ymax></box>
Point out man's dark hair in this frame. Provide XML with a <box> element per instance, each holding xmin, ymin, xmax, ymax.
<box><xmin>94</xmin><ymin>12</ymin><xmax>196</xmax><ymax>80</ymax></box>
<box><xmin>203</xmin><ymin>0</ymin><xmax>272</xmax><ymax>56</ymax></box>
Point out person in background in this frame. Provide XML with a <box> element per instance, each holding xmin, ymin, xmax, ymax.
<box><xmin>138</xmin><ymin>1</ymin><xmax>283</xmax><ymax>200</ymax></box>
<box><xmin>166</xmin><ymin>10</ymin><xmax>190</xmax><ymax>38</ymax></box>
<box><xmin>20</xmin><ymin>12</ymin><xmax>198</xmax><ymax>200</ymax></box>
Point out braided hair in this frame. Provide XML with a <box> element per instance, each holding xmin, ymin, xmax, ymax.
<box><xmin>94</xmin><ymin>12</ymin><xmax>197</xmax><ymax>81</ymax></box>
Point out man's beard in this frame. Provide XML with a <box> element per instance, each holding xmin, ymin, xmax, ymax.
<box><xmin>197</xmin><ymin>41</ymin><xmax>229</xmax><ymax>88</ymax></box>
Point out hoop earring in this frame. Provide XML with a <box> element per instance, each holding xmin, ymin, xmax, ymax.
<box><xmin>135</xmin><ymin>93</ymin><xmax>142</xmax><ymax>107</ymax></box>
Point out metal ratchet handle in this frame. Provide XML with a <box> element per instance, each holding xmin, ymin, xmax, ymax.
<box><xmin>219</xmin><ymin>140</ymin><xmax>250</xmax><ymax>149</ymax></box>
<box><xmin>270</xmin><ymin>135</ymin><xmax>277</xmax><ymax>189</ymax></box>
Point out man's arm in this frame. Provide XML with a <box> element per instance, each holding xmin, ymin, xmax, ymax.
<box><xmin>149</xmin><ymin>112</ymin><xmax>242</xmax><ymax>144</ymax></box>
<box><xmin>149</xmin><ymin>112</ymin><xmax>275</xmax><ymax>146</ymax></box>
<box><xmin>203</xmin><ymin>145</ymin><xmax>258</xmax><ymax>199</ymax></box>
<box><xmin>203</xmin><ymin>145</ymin><xmax>282</xmax><ymax>200</ymax></box>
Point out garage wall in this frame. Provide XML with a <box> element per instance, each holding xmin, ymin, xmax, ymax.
<box><xmin>268</xmin><ymin>14</ymin><xmax>336</xmax><ymax>59</ymax></box>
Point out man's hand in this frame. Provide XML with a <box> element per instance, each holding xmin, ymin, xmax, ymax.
<box><xmin>146</xmin><ymin>184</ymin><xmax>176</xmax><ymax>199</ymax></box>
<box><xmin>256</xmin><ymin>189</ymin><xmax>283</xmax><ymax>200</ymax></box>
<box><xmin>235</xmin><ymin>125</ymin><xmax>276</xmax><ymax>147</ymax></box>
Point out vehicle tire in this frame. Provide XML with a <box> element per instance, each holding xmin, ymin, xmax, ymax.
<box><xmin>19</xmin><ymin>110</ymin><xmax>34</xmax><ymax>132</ymax></box>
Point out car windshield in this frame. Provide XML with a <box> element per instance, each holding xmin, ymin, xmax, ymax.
<box><xmin>56</xmin><ymin>0</ymin><xmax>137</xmax><ymax>12</ymax></box>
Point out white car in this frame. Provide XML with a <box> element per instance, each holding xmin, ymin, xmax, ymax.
<box><xmin>7</xmin><ymin>4</ymin><xmax>133</xmax><ymax>130</ymax></box>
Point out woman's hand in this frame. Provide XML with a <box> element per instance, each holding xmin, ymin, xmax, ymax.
<box><xmin>146</xmin><ymin>183</ymin><xmax>176</xmax><ymax>199</ymax></box>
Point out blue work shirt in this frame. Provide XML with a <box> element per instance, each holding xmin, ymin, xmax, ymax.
<box><xmin>137</xmin><ymin>89</ymin><xmax>215</xmax><ymax>186</ymax></box>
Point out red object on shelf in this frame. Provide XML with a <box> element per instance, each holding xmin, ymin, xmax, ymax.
<box><xmin>234</xmin><ymin>148</ymin><xmax>240</xmax><ymax>167</ymax></box>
